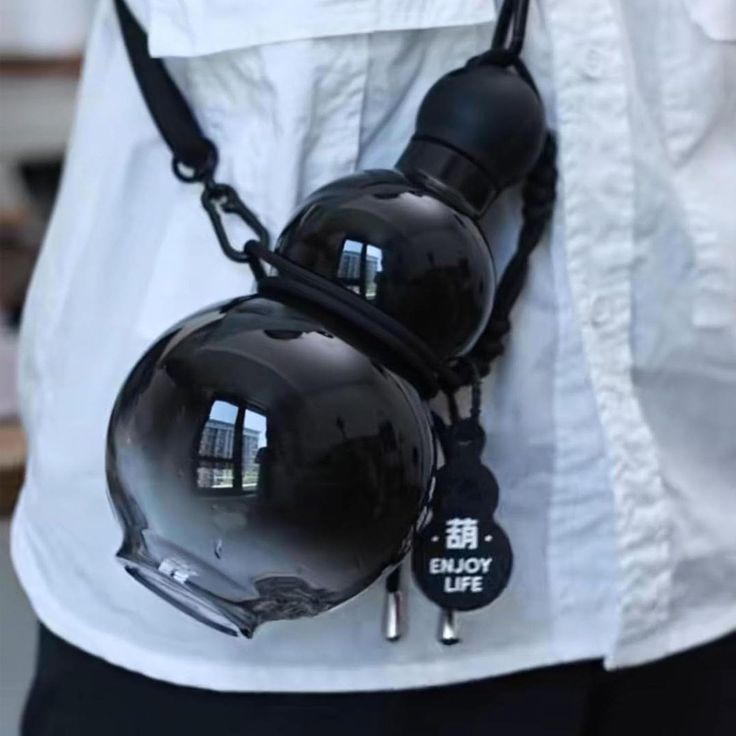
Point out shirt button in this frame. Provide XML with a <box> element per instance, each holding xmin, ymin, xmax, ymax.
<box><xmin>581</xmin><ymin>47</ymin><xmax>606</xmax><ymax>79</ymax></box>
<box><xmin>590</xmin><ymin>296</ymin><xmax>614</xmax><ymax>328</ymax></box>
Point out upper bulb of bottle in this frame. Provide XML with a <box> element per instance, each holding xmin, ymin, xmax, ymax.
<box><xmin>397</xmin><ymin>62</ymin><xmax>547</xmax><ymax>217</ymax></box>
<box><xmin>275</xmin><ymin>63</ymin><xmax>546</xmax><ymax>360</ymax></box>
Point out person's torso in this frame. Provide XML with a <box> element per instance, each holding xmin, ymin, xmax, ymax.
<box><xmin>12</xmin><ymin>0</ymin><xmax>736</xmax><ymax>690</ymax></box>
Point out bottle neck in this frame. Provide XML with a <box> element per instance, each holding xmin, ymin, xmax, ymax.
<box><xmin>396</xmin><ymin>139</ymin><xmax>499</xmax><ymax>218</ymax></box>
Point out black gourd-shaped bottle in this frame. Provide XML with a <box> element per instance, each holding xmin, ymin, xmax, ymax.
<box><xmin>105</xmin><ymin>62</ymin><xmax>547</xmax><ymax>639</ymax></box>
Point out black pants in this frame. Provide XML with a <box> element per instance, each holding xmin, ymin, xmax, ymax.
<box><xmin>22</xmin><ymin>625</ymin><xmax>736</xmax><ymax>736</ymax></box>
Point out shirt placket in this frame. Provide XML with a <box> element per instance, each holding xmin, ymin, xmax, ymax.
<box><xmin>545</xmin><ymin>0</ymin><xmax>671</xmax><ymax>666</ymax></box>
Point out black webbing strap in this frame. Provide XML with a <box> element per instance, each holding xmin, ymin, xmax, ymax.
<box><xmin>114</xmin><ymin>0</ymin><xmax>216</xmax><ymax>177</ymax></box>
<box><xmin>115</xmin><ymin>0</ymin><xmax>270</xmax><ymax>263</ymax></box>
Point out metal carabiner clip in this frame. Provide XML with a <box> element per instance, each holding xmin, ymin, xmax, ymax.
<box><xmin>201</xmin><ymin>181</ymin><xmax>269</xmax><ymax>279</ymax></box>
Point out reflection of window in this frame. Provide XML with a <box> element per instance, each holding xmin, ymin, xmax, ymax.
<box><xmin>196</xmin><ymin>400</ymin><xmax>266</xmax><ymax>495</ymax></box>
<box><xmin>338</xmin><ymin>240</ymin><xmax>382</xmax><ymax>299</ymax></box>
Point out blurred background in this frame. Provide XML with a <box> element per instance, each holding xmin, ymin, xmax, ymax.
<box><xmin>0</xmin><ymin>1</ymin><xmax>97</xmax><ymax>733</ymax></box>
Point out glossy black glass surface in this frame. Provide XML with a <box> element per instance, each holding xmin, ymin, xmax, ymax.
<box><xmin>276</xmin><ymin>170</ymin><xmax>496</xmax><ymax>359</ymax></box>
<box><xmin>106</xmin><ymin>297</ymin><xmax>435</xmax><ymax>637</ymax></box>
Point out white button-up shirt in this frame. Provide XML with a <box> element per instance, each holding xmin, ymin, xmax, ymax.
<box><xmin>11</xmin><ymin>0</ymin><xmax>736</xmax><ymax>691</ymax></box>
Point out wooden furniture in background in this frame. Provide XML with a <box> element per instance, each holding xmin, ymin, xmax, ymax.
<box><xmin>0</xmin><ymin>422</ymin><xmax>26</xmax><ymax>516</ymax></box>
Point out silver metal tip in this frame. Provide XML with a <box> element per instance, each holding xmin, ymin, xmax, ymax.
<box><xmin>438</xmin><ymin>609</ymin><xmax>460</xmax><ymax>645</ymax></box>
<box><xmin>384</xmin><ymin>590</ymin><xmax>402</xmax><ymax>642</ymax></box>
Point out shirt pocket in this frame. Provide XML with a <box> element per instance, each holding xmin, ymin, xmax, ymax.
<box><xmin>658</xmin><ymin>0</ymin><xmax>736</xmax><ymax>163</ymax></box>
<box><xmin>685</xmin><ymin>0</ymin><xmax>736</xmax><ymax>41</ymax></box>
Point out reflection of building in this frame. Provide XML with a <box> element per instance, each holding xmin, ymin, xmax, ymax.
<box><xmin>338</xmin><ymin>246</ymin><xmax>381</xmax><ymax>298</ymax></box>
<box><xmin>197</xmin><ymin>419</ymin><xmax>261</xmax><ymax>490</ymax></box>
<box><xmin>199</xmin><ymin>419</ymin><xmax>234</xmax><ymax>458</ymax></box>
<box><xmin>242</xmin><ymin>429</ymin><xmax>260</xmax><ymax>486</ymax></box>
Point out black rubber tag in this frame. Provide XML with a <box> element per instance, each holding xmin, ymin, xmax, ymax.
<box><xmin>412</xmin><ymin>418</ymin><xmax>512</xmax><ymax>611</ymax></box>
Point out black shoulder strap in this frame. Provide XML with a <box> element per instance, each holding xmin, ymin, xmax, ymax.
<box><xmin>114</xmin><ymin>0</ymin><xmax>216</xmax><ymax>178</ymax></box>
<box><xmin>114</xmin><ymin>0</ymin><xmax>270</xmax><ymax>263</ymax></box>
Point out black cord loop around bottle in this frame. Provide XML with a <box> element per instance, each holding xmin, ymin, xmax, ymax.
<box><xmin>245</xmin><ymin>241</ymin><xmax>465</xmax><ymax>399</ymax></box>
